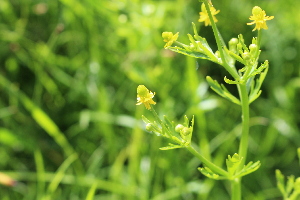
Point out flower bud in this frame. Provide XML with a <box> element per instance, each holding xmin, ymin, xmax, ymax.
<box><xmin>175</xmin><ymin>124</ymin><xmax>185</xmax><ymax>133</ymax></box>
<box><xmin>137</xmin><ymin>85</ymin><xmax>149</xmax><ymax>97</ymax></box>
<box><xmin>252</xmin><ymin>6</ymin><xmax>262</xmax><ymax>16</ymax></box>
<box><xmin>249</xmin><ymin>44</ymin><xmax>257</xmax><ymax>54</ymax></box>
<box><xmin>181</xmin><ymin>127</ymin><xmax>191</xmax><ymax>136</ymax></box>
<box><xmin>242</xmin><ymin>52</ymin><xmax>251</xmax><ymax>60</ymax></box>
<box><xmin>162</xmin><ymin>32</ymin><xmax>173</xmax><ymax>42</ymax></box>
<box><xmin>229</xmin><ymin>38</ymin><xmax>238</xmax><ymax>52</ymax></box>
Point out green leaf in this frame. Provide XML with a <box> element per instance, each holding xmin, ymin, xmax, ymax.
<box><xmin>234</xmin><ymin>160</ymin><xmax>261</xmax><ymax>178</ymax></box>
<box><xmin>224</xmin><ymin>76</ymin><xmax>240</xmax><ymax>84</ymax></box>
<box><xmin>226</xmin><ymin>49</ymin><xmax>245</xmax><ymax>65</ymax></box>
<box><xmin>249</xmin><ymin>62</ymin><xmax>269</xmax><ymax>104</ymax></box>
<box><xmin>142</xmin><ymin>115</ymin><xmax>151</xmax><ymax>124</ymax></box>
<box><xmin>159</xmin><ymin>143</ymin><xmax>183</xmax><ymax>150</ymax></box>
<box><xmin>168</xmin><ymin>46</ymin><xmax>211</xmax><ymax>60</ymax></box>
<box><xmin>183</xmin><ymin>115</ymin><xmax>189</xmax><ymax>127</ymax></box>
<box><xmin>276</xmin><ymin>169</ymin><xmax>287</xmax><ymax>197</ymax></box>
<box><xmin>287</xmin><ymin>175</ymin><xmax>295</xmax><ymax>197</ymax></box>
<box><xmin>164</xmin><ymin>115</ymin><xmax>175</xmax><ymax>130</ymax></box>
<box><xmin>198</xmin><ymin>167</ymin><xmax>227</xmax><ymax>180</ymax></box>
<box><xmin>206</xmin><ymin>76</ymin><xmax>240</xmax><ymax>105</ymax></box>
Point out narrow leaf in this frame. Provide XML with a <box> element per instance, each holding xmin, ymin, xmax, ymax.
<box><xmin>206</xmin><ymin>76</ymin><xmax>240</xmax><ymax>105</ymax></box>
<box><xmin>168</xmin><ymin>47</ymin><xmax>211</xmax><ymax>60</ymax></box>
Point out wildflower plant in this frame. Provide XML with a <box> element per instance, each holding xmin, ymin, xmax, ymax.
<box><xmin>136</xmin><ymin>1</ymin><xmax>274</xmax><ymax>199</ymax></box>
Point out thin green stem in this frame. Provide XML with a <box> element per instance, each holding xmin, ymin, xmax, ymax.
<box><xmin>203</xmin><ymin>1</ymin><xmax>239</xmax><ymax>79</ymax></box>
<box><xmin>255</xmin><ymin>30</ymin><xmax>262</xmax><ymax>59</ymax></box>
<box><xmin>150</xmin><ymin>105</ymin><xmax>163</xmax><ymax>125</ymax></box>
<box><xmin>230</xmin><ymin>83</ymin><xmax>250</xmax><ymax>200</ymax></box>
<box><xmin>237</xmin><ymin>83</ymin><xmax>250</xmax><ymax>166</ymax></box>
<box><xmin>186</xmin><ymin>145</ymin><xmax>229</xmax><ymax>177</ymax></box>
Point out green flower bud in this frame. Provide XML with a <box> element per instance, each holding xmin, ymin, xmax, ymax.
<box><xmin>249</xmin><ymin>44</ymin><xmax>257</xmax><ymax>54</ymax></box>
<box><xmin>229</xmin><ymin>38</ymin><xmax>238</xmax><ymax>52</ymax></box>
<box><xmin>242</xmin><ymin>52</ymin><xmax>251</xmax><ymax>60</ymax></box>
<box><xmin>181</xmin><ymin>127</ymin><xmax>191</xmax><ymax>136</ymax></box>
<box><xmin>175</xmin><ymin>124</ymin><xmax>184</xmax><ymax>133</ymax></box>
<box><xmin>252</xmin><ymin>6</ymin><xmax>262</xmax><ymax>16</ymax></box>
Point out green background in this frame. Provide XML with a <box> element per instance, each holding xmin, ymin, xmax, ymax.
<box><xmin>0</xmin><ymin>0</ymin><xmax>299</xmax><ymax>199</ymax></box>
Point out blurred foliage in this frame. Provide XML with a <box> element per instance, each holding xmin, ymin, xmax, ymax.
<box><xmin>0</xmin><ymin>0</ymin><xmax>300</xmax><ymax>199</ymax></box>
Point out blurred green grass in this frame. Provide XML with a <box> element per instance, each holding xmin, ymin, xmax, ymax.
<box><xmin>0</xmin><ymin>0</ymin><xmax>300</xmax><ymax>199</ymax></box>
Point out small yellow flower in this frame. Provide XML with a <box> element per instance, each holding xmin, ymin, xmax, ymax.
<box><xmin>162</xmin><ymin>32</ymin><xmax>179</xmax><ymax>48</ymax></box>
<box><xmin>136</xmin><ymin>85</ymin><xmax>156</xmax><ymax>110</ymax></box>
<box><xmin>247</xmin><ymin>6</ymin><xmax>274</xmax><ymax>31</ymax></box>
<box><xmin>198</xmin><ymin>3</ymin><xmax>220</xmax><ymax>26</ymax></box>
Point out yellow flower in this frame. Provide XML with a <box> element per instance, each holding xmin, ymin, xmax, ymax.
<box><xmin>162</xmin><ymin>32</ymin><xmax>179</xmax><ymax>48</ymax></box>
<box><xmin>247</xmin><ymin>6</ymin><xmax>274</xmax><ymax>31</ymax></box>
<box><xmin>136</xmin><ymin>85</ymin><xmax>156</xmax><ymax>110</ymax></box>
<box><xmin>198</xmin><ymin>3</ymin><xmax>220</xmax><ymax>26</ymax></box>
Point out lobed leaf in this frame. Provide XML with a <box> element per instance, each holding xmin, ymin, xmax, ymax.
<box><xmin>198</xmin><ymin>167</ymin><xmax>227</xmax><ymax>180</ymax></box>
<box><xmin>206</xmin><ymin>76</ymin><xmax>240</xmax><ymax>105</ymax></box>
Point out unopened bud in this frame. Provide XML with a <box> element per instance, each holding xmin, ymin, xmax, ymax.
<box><xmin>181</xmin><ymin>127</ymin><xmax>191</xmax><ymax>136</ymax></box>
<box><xmin>175</xmin><ymin>124</ymin><xmax>185</xmax><ymax>133</ymax></box>
<box><xmin>242</xmin><ymin>52</ymin><xmax>251</xmax><ymax>60</ymax></box>
<box><xmin>229</xmin><ymin>38</ymin><xmax>238</xmax><ymax>52</ymax></box>
<box><xmin>252</xmin><ymin>6</ymin><xmax>262</xmax><ymax>16</ymax></box>
<box><xmin>249</xmin><ymin>44</ymin><xmax>257</xmax><ymax>54</ymax></box>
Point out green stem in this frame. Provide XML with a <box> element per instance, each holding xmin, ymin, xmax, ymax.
<box><xmin>237</xmin><ymin>83</ymin><xmax>250</xmax><ymax>166</ymax></box>
<box><xmin>255</xmin><ymin>30</ymin><xmax>262</xmax><ymax>59</ymax></box>
<box><xmin>230</xmin><ymin>83</ymin><xmax>249</xmax><ymax>200</ymax></box>
<box><xmin>203</xmin><ymin>1</ymin><xmax>239</xmax><ymax>80</ymax></box>
<box><xmin>231</xmin><ymin>178</ymin><xmax>241</xmax><ymax>200</ymax></box>
<box><xmin>150</xmin><ymin>105</ymin><xmax>163</xmax><ymax>125</ymax></box>
<box><xmin>186</xmin><ymin>145</ymin><xmax>228</xmax><ymax>177</ymax></box>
